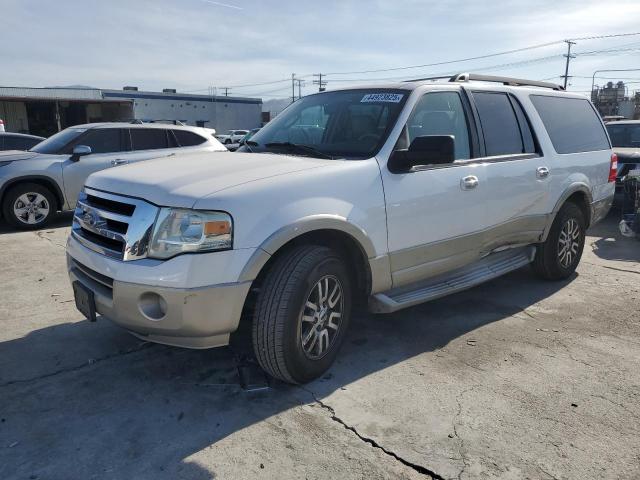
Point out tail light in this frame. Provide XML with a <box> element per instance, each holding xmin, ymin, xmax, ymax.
<box><xmin>608</xmin><ymin>153</ymin><xmax>618</xmax><ymax>183</ymax></box>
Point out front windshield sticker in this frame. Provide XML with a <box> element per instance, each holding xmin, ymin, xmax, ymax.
<box><xmin>361</xmin><ymin>93</ymin><xmax>404</xmax><ymax>103</ymax></box>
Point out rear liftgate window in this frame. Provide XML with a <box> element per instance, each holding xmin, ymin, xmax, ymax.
<box><xmin>530</xmin><ymin>95</ymin><xmax>610</xmax><ymax>154</ymax></box>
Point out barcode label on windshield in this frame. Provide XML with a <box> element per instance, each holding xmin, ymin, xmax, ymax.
<box><xmin>361</xmin><ymin>93</ymin><xmax>404</xmax><ymax>103</ymax></box>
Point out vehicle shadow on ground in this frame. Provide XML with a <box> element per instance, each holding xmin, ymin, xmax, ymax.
<box><xmin>0</xmin><ymin>266</ymin><xmax>575</xmax><ymax>479</ymax></box>
<box><xmin>0</xmin><ymin>211</ymin><xmax>73</xmax><ymax>235</ymax></box>
<box><xmin>587</xmin><ymin>209</ymin><xmax>640</xmax><ymax>263</ymax></box>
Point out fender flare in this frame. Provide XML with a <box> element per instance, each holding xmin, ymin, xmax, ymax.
<box><xmin>541</xmin><ymin>183</ymin><xmax>593</xmax><ymax>241</ymax></box>
<box><xmin>238</xmin><ymin>214</ymin><xmax>377</xmax><ymax>283</ymax></box>
<box><xmin>0</xmin><ymin>175</ymin><xmax>66</xmax><ymax>211</ymax></box>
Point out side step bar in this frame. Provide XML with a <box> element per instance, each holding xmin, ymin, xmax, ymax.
<box><xmin>369</xmin><ymin>246</ymin><xmax>536</xmax><ymax>313</ymax></box>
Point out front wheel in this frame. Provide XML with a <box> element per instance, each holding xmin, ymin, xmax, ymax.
<box><xmin>2</xmin><ymin>183</ymin><xmax>56</xmax><ymax>230</ymax></box>
<box><xmin>252</xmin><ymin>245</ymin><xmax>352</xmax><ymax>384</ymax></box>
<box><xmin>533</xmin><ymin>202</ymin><xmax>586</xmax><ymax>280</ymax></box>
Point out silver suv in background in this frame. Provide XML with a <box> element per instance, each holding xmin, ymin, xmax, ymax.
<box><xmin>0</xmin><ymin>122</ymin><xmax>227</xmax><ymax>229</ymax></box>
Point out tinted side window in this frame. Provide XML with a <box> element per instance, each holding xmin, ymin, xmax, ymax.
<box><xmin>406</xmin><ymin>91</ymin><xmax>471</xmax><ymax>160</ymax></box>
<box><xmin>131</xmin><ymin>129</ymin><xmax>169</xmax><ymax>151</ymax></box>
<box><xmin>76</xmin><ymin>129</ymin><xmax>124</xmax><ymax>154</ymax></box>
<box><xmin>4</xmin><ymin>137</ymin><xmax>37</xmax><ymax>150</ymax></box>
<box><xmin>472</xmin><ymin>92</ymin><xmax>523</xmax><ymax>156</ymax></box>
<box><xmin>173</xmin><ymin>130</ymin><xmax>206</xmax><ymax>147</ymax></box>
<box><xmin>510</xmin><ymin>97</ymin><xmax>537</xmax><ymax>154</ymax></box>
<box><xmin>530</xmin><ymin>95</ymin><xmax>610</xmax><ymax>154</ymax></box>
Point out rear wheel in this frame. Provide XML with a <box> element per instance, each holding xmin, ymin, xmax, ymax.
<box><xmin>533</xmin><ymin>202</ymin><xmax>586</xmax><ymax>280</ymax></box>
<box><xmin>252</xmin><ymin>245</ymin><xmax>352</xmax><ymax>384</ymax></box>
<box><xmin>2</xmin><ymin>183</ymin><xmax>56</xmax><ymax>230</ymax></box>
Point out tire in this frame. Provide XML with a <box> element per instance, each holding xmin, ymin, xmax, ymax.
<box><xmin>533</xmin><ymin>202</ymin><xmax>586</xmax><ymax>280</ymax></box>
<box><xmin>225</xmin><ymin>139</ymin><xmax>232</xmax><ymax>145</ymax></box>
<box><xmin>2</xmin><ymin>183</ymin><xmax>56</xmax><ymax>230</ymax></box>
<box><xmin>252</xmin><ymin>245</ymin><xmax>352</xmax><ymax>384</ymax></box>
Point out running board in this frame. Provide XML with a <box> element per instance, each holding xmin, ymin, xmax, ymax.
<box><xmin>369</xmin><ymin>246</ymin><xmax>536</xmax><ymax>313</ymax></box>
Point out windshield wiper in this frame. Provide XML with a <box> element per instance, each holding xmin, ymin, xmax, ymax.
<box><xmin>265</xmin><ymin>142</ymin><xmax>335</xmax><ymax>160</ymax></box>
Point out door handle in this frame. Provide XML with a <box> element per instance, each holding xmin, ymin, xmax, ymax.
<box><xmin>536</xmin><ymin>166</ymin><xmax>550</xmax><ymax>179</ymax></box>
<box><xmin>111</xmin><ymin>159</ymin><xmax>128</xmax><ymax>166</ymax></box>
<box><xmin>460</xmin><ymin>175</ymin><xmax>479</xmax><ymax>190</ymax></box>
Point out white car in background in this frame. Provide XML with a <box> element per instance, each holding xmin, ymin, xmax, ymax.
<box><xmin>216</xmin><ymin>129</ymin><xmax>249</xmax><ymax>145</ymax></box>
<box><xmin>0</xmin><ymin>122</ymin><xmax>227</xmax><ymax>229</ymax></box>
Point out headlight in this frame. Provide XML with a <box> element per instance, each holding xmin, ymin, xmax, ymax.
<box><xmin>148</xmin><ymin>208</ymin><xmax>233</xmax><ymax>259</ymax></box>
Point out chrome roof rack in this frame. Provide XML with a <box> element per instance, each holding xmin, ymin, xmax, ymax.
<box><xmin>405</xmin><ymin>73</ymin><xmax>564</xmax><ymax>91</ymax></box>
<box><xmin>129</xmin><ymin>119</ymin><xmax>187</xmax><ymax>126</ymax></box>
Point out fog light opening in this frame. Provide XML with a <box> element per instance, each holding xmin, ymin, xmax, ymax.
<box><xmin>138</xmin><ymin>292</ymin><xmax>167</xmax><ymax>321</ymax></box>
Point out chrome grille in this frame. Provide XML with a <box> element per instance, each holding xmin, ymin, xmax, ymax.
<box><xmin>71</xmin><ymin>187</ymin><xmax>158</xmax><ymax>261</ymax></box>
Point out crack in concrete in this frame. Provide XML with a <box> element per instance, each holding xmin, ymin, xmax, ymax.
<box><xmin>452</xmin><ymin>387</ymin><xmax>475</xmax><ymax>480</ymax></box>
<box><xmin>582</xmin><ymin>261</ymin><xmax>640</xmax><ymax>275</ymax></box>
<box><xmin>301</xmin><ymin>387</ymin><xmax>443</xmax><ymax>479</ymax></box>
<box><xmin>590</xmin><ymin>394</ymin><xmax>640</xmax><ymax>420</ymax></box>
<box><xmin>0</xmin><ymin>342</ymin><xmax>152</xmax><ymax>388</ymax></box>
<box><xmin>34</xmin><ymin>231</ymin><xmax>66</xmax><ymax>249</ymax></box>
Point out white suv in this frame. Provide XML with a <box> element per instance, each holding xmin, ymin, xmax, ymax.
<box><xmin>216</xmin><ymin>129</ymin><xmax>249</xmax><ymax>145</ymax></box>
<box><xmin>66</xmin><ymin>74</ymin><xmax>615</xmax><ymax>384</ymax></box>
<box><xmin>0</xmin><ymin>122</ymin><xmax>226</xmax><ymax>229</ymax></box>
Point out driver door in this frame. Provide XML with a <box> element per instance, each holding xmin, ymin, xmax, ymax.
<box><xmin>61</xmin><ymin>128</ymin><xmax>129</xmax><ymax>208</ymax></box>
<box><xmin>379</xmin><ymin>90</ymin><xmax>488</xmax><ymax>288</ymax></box>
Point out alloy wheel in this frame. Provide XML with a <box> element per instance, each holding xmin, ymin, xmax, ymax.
<box><xmin>13</xmin><ymin>193</ymin><xmax>50</xmax><ymax>225</ymax></box>
<box><xmin>558</xmin><ymin>218</ymin><xmax>581</xmax><ymax>268</ymax></box>
<box><xmin>300</xmin><ymin>275</ymin><xmax>344</xmax><ymax>360</ymax></box>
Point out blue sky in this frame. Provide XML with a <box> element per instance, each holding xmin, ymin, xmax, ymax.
<box><xmin>2</xmin><ymin>0</ymin><xmax>640</xmax><ymax>97</ymax></box>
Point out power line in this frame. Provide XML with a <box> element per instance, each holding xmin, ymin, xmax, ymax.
<box><xmin>323</xmin><ymin>40</ymin><xmax>566</xmax><ymax>76</ymax></box>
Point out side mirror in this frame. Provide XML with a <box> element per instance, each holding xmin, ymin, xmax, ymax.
<box><xmin>71</xmin><ymin>145</ymin><xmax>92</xmax><ymax>161</ymax></box>
<box><xmin>388</xmin><ymin>135</ymin><xmax>455</xmax><ymax>173</ymax></box>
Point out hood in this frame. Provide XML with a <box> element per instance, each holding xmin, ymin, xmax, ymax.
<box><xmin>613</xmin><ymin>147</ymin><xmax>640</xmax><ymax>162</ymax></box>
<box><xmin>0</xmin><ymin>150</ymin><xmax>41</xmax><ymax>161</ymax></box>
<box><xmin>85</xmin><ymin>151</ymin><xmax>331</xmax><ymax>207</ymax></box>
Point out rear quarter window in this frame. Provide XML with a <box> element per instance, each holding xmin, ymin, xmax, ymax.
<box><xmin>530</xmin><ymin>95</ymin><xmax>610</xmax><ymax>154</ymax></box>
<box><xmin>173</xmin><ymin>130</ymin><xmax>206</xmax><ymax>147</ymax></box>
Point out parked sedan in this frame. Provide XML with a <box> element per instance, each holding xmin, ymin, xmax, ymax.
<box><xmin>0</xmin><ymin>132</ymin><xmax>45</xmax><ymax>151</ymax></box>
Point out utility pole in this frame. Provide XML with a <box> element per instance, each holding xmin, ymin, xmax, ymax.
<box><xmin>561</xmin><ymin>40</ymin><xmax>576</xmax><ymax>89</ymax></box>
<box><xmin>222</xmin><ymin>87</ymin><xmax>231</xmax><ymax>96</ymax></box>
<box><xmin>296</xmin><ymin>78</ymin><xmax>305</xmax><ymax>99</ymax></box>
<box><xmin>313</xmin><ymin>73</ymin><xmax>327</xmax><ymax>92</ymax></box>
<box><xmin>291</xmin><ymin>73</ymin><xmax>296</xmax><ymax>103</ymax></box>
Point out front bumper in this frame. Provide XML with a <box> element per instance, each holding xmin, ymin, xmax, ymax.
<box><xmin>66</xmin><ymin>238</ymin><xmax>254</xmax><ymax>349</ymax></box>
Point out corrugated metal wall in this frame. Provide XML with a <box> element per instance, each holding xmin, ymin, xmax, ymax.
<box><xmin>0</xmin><ymin>101</ymin><xmax>29</xmax><ymax>133</ymax></box>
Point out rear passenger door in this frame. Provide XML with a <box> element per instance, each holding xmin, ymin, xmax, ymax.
<box><xmin>466</xmin><ymin>90</ymin><xmax>550</xmax><ymax>254</ymax></box>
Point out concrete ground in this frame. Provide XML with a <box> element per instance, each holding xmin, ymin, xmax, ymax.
<box><xmin>0</xmin><ymin>211</ymin><xmax>639</xmax><ymax>480</ymax></box>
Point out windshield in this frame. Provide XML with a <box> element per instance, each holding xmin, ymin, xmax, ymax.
<box><xmin>606</xmin><ymin>123</ymin><xmax>640</xmax><ymax>148</ymax></box>
<box><xmin>30</xmin><ymin>128</ymin><xmax>86</xmax><ymax>154</ymax></box>
<box><xmin>240</xmin><ymin>89</ymin><xmax>409</xmax><ymax>159</ymax></box>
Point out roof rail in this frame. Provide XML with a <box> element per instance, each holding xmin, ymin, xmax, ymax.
<box><xmin>403</xmin><ymin>75</ymin><xmax>452</xmax><ymax>83</ymax></box>
<box><xmin>449</xmin><ymin>73</ymin><xmax>564</xmax><ymax>90</ymax></box>
<box><xmin>129</xmin><ymin>119</ymin><xmax>187</xmax><ymax>126</ymax></box>
<box><xmin>405</xmin><ymin>73</ymin><xmax>564</xmax><ymax>91</ymax></box>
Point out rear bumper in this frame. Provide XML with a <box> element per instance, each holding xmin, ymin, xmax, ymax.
<box><xmin>591</xmin><ymin>193</ymin><xmax>614</xmax><ymax>226</ymax></box>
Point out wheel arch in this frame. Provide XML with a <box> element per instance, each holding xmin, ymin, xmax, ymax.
<box><xmin>0</xmin><ymin>175</ymin><xmax>66</xmax><ymax>212</ymax></box>
<box><xmin>541</xmin><ymin>183</ymin><xmax>592</xmax><ymax>241</ymax></box>
<box><xmin>239</xmin><ymin>216</ymin><xmax>384</xmax><ymax>300</ymax></box>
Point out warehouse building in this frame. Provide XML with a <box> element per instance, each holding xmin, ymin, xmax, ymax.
<box><xmin>0</xmin><ymin>86</ymin><xmax>262</xmax><ymax>137</ymax></box>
